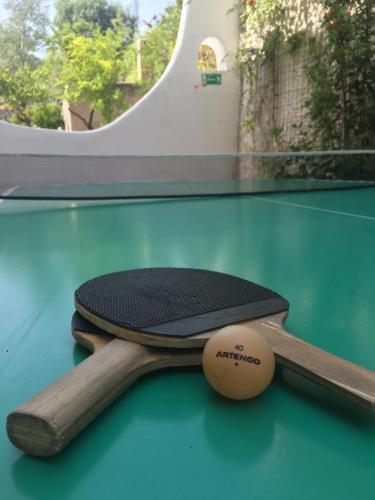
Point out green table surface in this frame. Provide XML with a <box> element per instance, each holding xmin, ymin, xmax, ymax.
<box><xmin>1</xmin><ymin>187</ymin><xmax>375</xmax><ymax>500</ymax></box>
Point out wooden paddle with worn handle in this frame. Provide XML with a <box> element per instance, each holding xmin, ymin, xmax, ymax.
<box><xmin>7</xmin><ymin>310</ymin><xmax>375</xmax><ymax>457</ymax></box>
<box><xmin>7</xmin><ymin>315</ymin><xmax>201</xmax><ymax>457</ymax></box>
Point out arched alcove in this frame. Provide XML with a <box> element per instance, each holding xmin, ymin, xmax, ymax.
<box><xmin>197</xmin><ymin>37</ymin><xmax>227</xmax><ymax>71</ymax></box>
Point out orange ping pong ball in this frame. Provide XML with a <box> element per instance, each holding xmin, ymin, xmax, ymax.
<box><xmin>202</xmin><ymin>325</ymin><xmax>275</xmax><ymax>400</ymax></box>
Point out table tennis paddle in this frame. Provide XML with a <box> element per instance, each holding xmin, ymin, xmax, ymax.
<box><xmin>7</xmin><ymin>268</ymin><xmax>375</xmax><ymax>457</ymax></box>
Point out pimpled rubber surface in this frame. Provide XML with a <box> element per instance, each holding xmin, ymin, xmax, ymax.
<box><xmin>74</xmin><ymin>268</ymin><xmax>287</xmax><ymax>334</ymax></box>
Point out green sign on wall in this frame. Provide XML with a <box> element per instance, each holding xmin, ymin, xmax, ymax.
<box><xmin>201</xmin><ymin>73</ymin><xmax>222</xmax><ymax>86</ymax></box>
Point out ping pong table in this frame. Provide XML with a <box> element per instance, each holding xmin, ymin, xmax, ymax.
<box><xmin>1</xmin><ymin>179</ymin><xmax>375</xmax><ymax>500</ymax></box>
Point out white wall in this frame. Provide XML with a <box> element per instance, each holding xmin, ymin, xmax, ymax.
<box><xmin>0</xmin><ymin>0</ymin><xmax>240</xmax><ymax>185</ymax></box>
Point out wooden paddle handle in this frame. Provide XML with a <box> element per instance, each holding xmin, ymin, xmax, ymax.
<box><xmin>7</xmin><ymin>340</ymin><xmax>201</xmax><ymax>457</ymax></box>
<box><xmin>255</xmin><ymin>317</ymin><xmax>375</xmax><ymax>409</ymax></box>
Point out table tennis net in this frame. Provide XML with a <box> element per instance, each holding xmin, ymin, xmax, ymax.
<box><xmin>1</xmin><ymin>151</ymin><xmax>374</xmax><ymax>200</ymax></box>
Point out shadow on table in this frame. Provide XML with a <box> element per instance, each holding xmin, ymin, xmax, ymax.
<box><xmin>202</xmin><ymin>365</ymin><xmax>375</xmax><ymax>465</ymax></box>
<box><xmin>10</xmin><ymin>360</ymin><xmax>202</xmax><ymax>500</ymax></box>
<box><xmin>10</xmin><ymin>361</ymin><xmax>375</xmax><ymax>499</ymax></box>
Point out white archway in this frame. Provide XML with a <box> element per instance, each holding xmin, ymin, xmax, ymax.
<box><xmin>0</xmin><ymin>0</ymin><xmax>241</xmax><ymax>185</ymax></box>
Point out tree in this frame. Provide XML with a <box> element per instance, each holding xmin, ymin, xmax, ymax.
<box><xmin>0</xmin><ymin>0</ymin><xmax>62</xmax><ymax>129</ymax></box>
<box><xmin>58</xmin><ymin>27</ymin><xmax>127</xmax><ymax>129</ymax></box>
<box><xmin>23</xmin><ymin>102</ymin><xmax>64</xmax><ymax>129</ymax></box>
<box><xmin>53</xmin><ymin>0</ymin><xmax>138</xmax><ymax>43</ymax></box>
<box><xmin>0</xmin><ymin>64</ymin><xmax>63</xmax><ymax>128</ymax></box>
<box><xmin>44</xmin><ymin>1</ymin><xmax>140</xmax><ymax>130</ymax></box>
<box><xmin>140</xmin><ymin>0</ymin><xmax>182</xmax><ymax>89</ymax></box>
<box><xmin>0</xmin><ymin>0</ymin><xmax>49</xmax><ymax>70</ymax></box>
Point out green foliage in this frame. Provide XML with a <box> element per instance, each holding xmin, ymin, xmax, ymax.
<box><xmin>58</xmin><ymin>27</ymin><xmax>127</xmax><ymax>128</ymax></box>
<box><xmin>140</xmin><ymin>1</ymin><xmax>182</xmax><ymax>89</ymax></box>
<box><xmin>238</xmin><ymin>0</ymin><xmax>286</xmax><ymax>79</ymax></box>
<box><xmin>285</xmin><ymin>31</ymin><xmax>306</xmax><ymax>54</ymax></box>
<box><xmin>287</xmin><ymin>0</ymin><xmax>375</xmax><ymax>179</ymax></box>
<box><xmin>11</xmin><ymin>102</ymin><xmax>64</xmax><ymax>129</ymax></box>
<box><xmin>270</xmin><ymin>125</ymin><xmax>284</xmax><ymax>138</ymax></box>
<box><xmin>0</xmin><ymin>0</ymin><xmax>60</xmax><ymax>128</ymax></box>
<box><xmin>264</xmin><ymin>153</ymin><xmax>375</xmax><ymax>181</ymax></box>
<box><xmin>0</xmin><ymin>0</ymin><xmax>49</xmax><ymax>70</ymax></box>
<box><xmin>306</xmin><ymin>0</ymin><xmax>375</xmax><ymax>150</ymax></box>
<box><xmin>0</xmin><ymin>64</ymin><xmax>58</xmax><ymax>127</ymax></box>
<box><xmin>53</xmin><ymin>0</ymin><xmax>137</xmax><ymax>41</ymax></box>
<box><xmin>123</xmin><ymin>43</ymin><xmax>139</xmax><ymax>84</ymax></box>
<box><xmin>45</xmin><ymin>0</ymin><xmax>140</xmax><ymax>129</ymax></box>
<box><xmin>243</xmin><ymin>118</ymin><xmax>255</xmax><ymax>131</ymax></box>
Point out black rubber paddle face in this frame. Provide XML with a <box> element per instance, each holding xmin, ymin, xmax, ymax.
<box><xmin>72</xmin><ymin>311</ymin><xmax>105</xmax><ymax>335</ymax></box>
<box><xmin>75</xmin><ymin>268</ymin><xmax>289</xmax><ymax>337</ymax></box>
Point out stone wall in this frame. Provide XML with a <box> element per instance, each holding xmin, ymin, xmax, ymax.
<box><xmin>238</xmin><ymin>0</ymin><xmax>324</xmax><ymax>178</ymax></box>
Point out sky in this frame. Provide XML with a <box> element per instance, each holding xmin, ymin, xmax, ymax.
<box><xmin>0</xmin><ymin>0</ymin><xmax>173</xmax><ymax>29</ymax></box>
